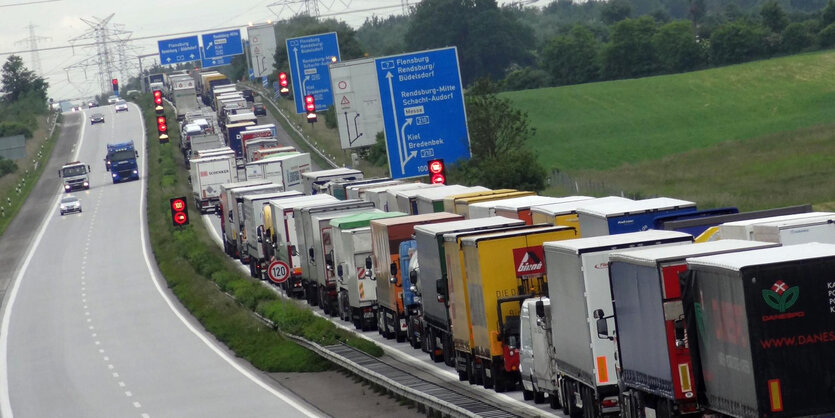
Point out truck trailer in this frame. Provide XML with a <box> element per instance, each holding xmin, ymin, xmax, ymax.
<box><xmin>529</xmin><ymin>196</ymin><xmax>631</xmax><ymax>235</ymax></box>
<box><xmin>241</xmin><ymin>191</ymin><xmax>303</xmax><ymax>279</ymax></box>
<box><xmin>301</xmin><ymin>168</ymin><xmax>364</xmax><ymax>195</ymax></box>
<box><xmin>414</xmin><ymin>185</ymin><xmax>487</xmax><ymax>214</ymax></box>
<box><xmin>576</xmin><ymin>197</ymin><xmax>697</xmax><ymax>237</ymax></box>
<box><xmin>750</xmin><ymin>214</ymin><xmax>835</xmax><ymax>245</ymax></box>
<box><xmin>218</xmin><ymin>181</ymin><xmax>273</xmax><ymax>258</ymax></box>
<box><xmin>492</xmin><ymin>195</ymin><xmax>593</xmax><ymax>224</ymax></box>
<box><xmin>189</xmin><ymin>154</ymin><xmax>237</xmax><ymax>213</ymax></box>
<box><xmin>244</xmin><ymin>153</ymin><xmax>311</xmax><ymax>193</ymax></box>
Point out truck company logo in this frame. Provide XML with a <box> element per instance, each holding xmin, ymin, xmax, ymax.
<box><xmin>199</xmin><ymin>169</ymin><xmax>230</xmax><ymax>177</ymax></box>
<box><xmin>762</xmin><ymin>280</ymin><xmax>804</xmax><ymax>321</ymax></box>
<box><xmin>594</xmin><ymin>262</ymin><xmax>609</xmax><ymax>269</ymax></box>
<box><xmin>513</xmin><ymin>246</ymin><xmax>545</xmax><ymax>277</ymax></box>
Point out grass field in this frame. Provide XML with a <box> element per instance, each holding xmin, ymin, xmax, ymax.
<box><xmin>503</xmin><ymin>50</ymin><xmax>835</xmax><ymax>172</ymax></box>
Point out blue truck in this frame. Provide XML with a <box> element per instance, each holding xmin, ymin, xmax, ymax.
<box><xmin>105</xmin><ymin>141</ymin><xmax>139</xmax><ymax>183</ymax></box>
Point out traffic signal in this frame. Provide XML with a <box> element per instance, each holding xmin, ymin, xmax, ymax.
<box><xmin>112</xmin><ymin>78</ymin><xmax>119</xmax><ymax>94</ymax></box>
<box><xmin>169</xmin><ymin>197</ymin><xmax>189</xmax><ymax>227</ymax></box>
<box><xmin>304</xmin><ymin>94</ymin><xmax>317</xmax><ymax>123</ymax></box>
<box><xmin>278</xmin><ymin>72</ymin><xmax>289</xmax><ymax>97</ymax></box>
<box><xmin>153</xmin><ymin>89</ymin><xmax>164</xmax><ymax>114</ymax></box>
<box><xmin>428</xmin><ymin>159</ymin><xmax>446</xmax><ymax>184</ymax></box>
<box><xmin>157</xmin><ymin>115</ymin><xmax>169</xmax><ymax>142</ymax></box>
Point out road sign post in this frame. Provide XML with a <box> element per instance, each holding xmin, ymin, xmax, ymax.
<box><xmin>267</xmin><ymin>261</ymin><xmax>290</xmax><ymax>284</ymax></box>
<box><xmin>286</xmin><ymin>32</ymin><xmax>341</xmax><ymax>114</ymax></box>
<box><xmin>375</xmin><ymin>47</ymin><xmax>471</xmax><ymax>179</ymax></box>
<box><xmin>158</xmin><ymin>36</ymin><xmax>200</xmax><ymax>65</ymax></box>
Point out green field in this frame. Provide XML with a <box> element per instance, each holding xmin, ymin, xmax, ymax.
<box><xmin>503</xmin><ymin>50</ymin><xmax>835</xmax><ymax>172</ymax></box>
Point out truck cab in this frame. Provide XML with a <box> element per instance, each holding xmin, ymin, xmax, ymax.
<box><xmin>58</xmin><ymin>161</ymin><xmax>91</xmax><ymax>192</ymax></box>
<box><xmin>105</xmin><ymin>141</ymin><xmax>139</xmax><ymax>183</ymax></box>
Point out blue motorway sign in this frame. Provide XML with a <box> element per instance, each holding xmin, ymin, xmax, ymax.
<box><xmin>286</xmin><ymin>32</ymin><xmax>340</xmax><ymax>114</ymax></box>
<box><xmin>201</xmin><ymin>52</ymin><xmax>232</xmax><ymax>69</ymax></box>
<box><xmin>201</xmin><ymin>29</ymin><xmax>243</xmax><ymax>59</ymax></box>
<box><xmin>158</xmin><ymin>36</ymin><xmax>200</xmax><ymax>65</ymax></box>
<box><xmin>375</xmin><ymin>47</ymin><xmax>471</xmax><ymax>179</ymax></box>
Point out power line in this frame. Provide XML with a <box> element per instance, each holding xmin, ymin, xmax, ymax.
<box><xmin>0</xmin><ymin>0</ymin><xmax>61</xmax><ymax>8</ymax></box>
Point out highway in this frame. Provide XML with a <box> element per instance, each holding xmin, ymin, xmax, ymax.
<box><xmin>0</xmin><ymin>104</ymin><xmax>321</xmax><ymax>418</ymax></box>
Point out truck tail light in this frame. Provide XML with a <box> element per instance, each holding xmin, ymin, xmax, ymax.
<box><xmin>601</xmin><ymin>398</ymin><xmax>618</xmax><ymax>408</ymax></box>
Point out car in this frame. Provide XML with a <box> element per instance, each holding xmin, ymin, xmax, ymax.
<box><xmin>253</xmin><ymin>103</ymin><xmax>266</xmax><ymax>116</ymax></box>
<box><xmin>59</xmin><ymin>195</ymin><xmax>82</xmax><ymax>216</ymax></box>
<box><xmin>114</xmin><ymin>100</ymin><xmax>128</xmax><ymax>112</ymax></box>
<box><xmin>242</xmin><ymin>89</ymin><xmax>254</xmax><ymax>102</ymax></box>
<box><xmin>107</xmin><ymin>95</ymin><xmax>118</xmax><ymax>104</ymax></box>
<box><xmin>88</xmin><ymin>101</ymin><xmax>99</xmax><ymax>108</ymax></box>
<box><xmin>90</xmin><ymin>113</ymin><xmax>105</xmax><ymax>125</ymax></box>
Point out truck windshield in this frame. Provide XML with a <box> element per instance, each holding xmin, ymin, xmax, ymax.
<box><xmin>110</xmin><ymin>150</ymin><xmax>135</xmax><ymax>162</ymax></box>
<box><xmin>61</xmin><ymin>166</ymin><xmax>87</xmax><ymax>176</ymax></box>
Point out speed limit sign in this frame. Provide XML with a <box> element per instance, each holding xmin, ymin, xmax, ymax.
<box><xmin>267</xmin><ymin>260</ymin><xmax>290</xmax><ymax>284</ymax></box>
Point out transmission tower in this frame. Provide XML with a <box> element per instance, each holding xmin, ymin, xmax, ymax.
<box><xmin>65</xmin><ymin>14</ymin><xmax>134</xmax><ymax>95</ymax></box>
<box><xmin>14</xmin><ymin>23</ymin><xmax>50</xmax><ymax>76</ymax></box>
<box><xmin>268</xmin><ymin>0</ymin><xmax>355</xmax><ymax>19</ymax></box>
<box><xmin>402</xmin><ymin>0</ymin><xmax>410</xmax><ymax>14</ymax></box>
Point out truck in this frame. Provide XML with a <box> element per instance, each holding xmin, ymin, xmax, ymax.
<box><xmin>371</xmin><ymin>212</ymin><xmax>463</xmax><ymax>341</ymax></box>
<box><xmin>461</xmin><ymin>225</ymin><xmax>578</xmax><ymax>393</ymax></box>
<box><xmin>301</xmin><ymin>168</ymin><xmax>364</xmax><ymax>195</ymax></box>
<box><xmin>750</xmin><ymin>214</ymin><xmax>835</xmax><ymax>245</ymax></box>
<box><xmin>386</xmin><ymin>184</ymin><xmax>440</xmax><ymax>214</ymax></box>
<box><xmin>252</xmin><ymin>146</ymin><xmax>295</xmax><ymax>162</ymax></box>
<box><xmin>414</xmin><ymin>185</ymin><xmax>487</xmax><ymax>214</ymax></box>
<box><xmin>105</xmin><ymin>141</ymin><xmax>139</xmax><ymax>183</ymax></box>
<box><xmin>492</xmin><ymin>195</ymin><xmax>593</xmax><ymax>224</ymax></box>
<box><xmin>171</xmin><ymin>76</ymin><xmax>198</xmax><ymax>121</ymax></box>
<box><xmin>245</xmin><ymin>152</ymin><xmax>311</xmax><ymax>193</ymax></box>
<box><xmin>603</xmin><ymin>240</ymin><xmax>779</xmax><ymax>418</ymax></box>
<box><xmin>468</xmin><ymin>195</ymin><xmax>564</xmax><ymax>220</ymax></box>
<box><xmin>717</xmin><ymin>212</ymin><xmax>834</xmax><ymax>241</ymax></box>
<box><xmin>442</xmin><ymin>189</ymin><xmax>513</xmax><ymax>213</ymax></box>
<box><xmin>530</xmin><ymin>196</ymin><xmax>629</xmax><ymax>234</ymax></box>
<box><xmin>58</xmin><ymin>161</ymin><xmax>91</xmax><ymax>192</ymax></box>
<box><xmin>346</xmin><ymin>179</ymin><xmax>403</xmax><ymax>201</ymax></box>
<box><xmin>543</xmin><ymin>230</ymin><xmax>693</xmax><ymax>418</ymax></box>
<box><xmin>330</xmin><ymin>210</ymin><xmax>407</xmax><ymax>329</ymax></box>
<box><xmin>363</xmin><ymin>182</ymin><xmax>426</xmax><ymax>211</ymax></box>
<box><xmin>413</xmin><ymin>217</ymin><xmax>527</xmax><ymax>364</ymax></box>
<box><xmin>241</xmin><ymin>129</ymin><xmax>277</xmax><ymax>162</ymax></box>
<box><xmin>241</xmin><ymin>191</ymin><xmax>303</xmax><ymax>278</ymax></box>
<box><xmin>393</xmin><ymin>184</ymin><xmax>445</xmax><ymax>214</ymax></box>
<box><xmin>225</xmin><ymin>121</ymin><xmax>257</xmax><ymax>159</ymax></box>
<box><xmin>452</xmin><ymin>191</ymin><xmax>536</xmax><ymax>218</ymax></box>
<box><xmin>267</xmin><ymin>194</ymin><xmax>338</xmax><ymax>298</ymax></box>
<box><xmin>296</xmin><ymin>200</ymin><xmax>376</xmax><ymax>313</ymax></box>
<box><xmin>399</xmin><ymin>240</ymin><xmax>420</xmax><ymax>347</ymax></box>
<box><xmin>519</xmin><ymin>297</ymin><xmax>555</xmax><ymax>406</ymax></box>
<box><xmin>682</xmin><ymin>243</ymin><xmax>835</xmax><ymax>418</ymax></box>
<box><xmin>659</xmin><ymin>205</ymin><xmax>813</xmax><ymax>241</ymax></box>
<box><xmin>189</xmin><ymin>154</ymin><xmax>237</xmax><ymax>213</ymax></box>
<box><xmin>218</xmin><ymin>181</ymin><xmax>273</xmax><ymax>258</ymax></box>
<box><xmin>327</xmin><ymin>177</ymin><xmax>393</xmax><ymax>200</ymax></box>
<box><xmin>228</xmin><ymin>184</ymin><xmax>289</xmax><ymax>263</ymax></box>
<box><xmin>576</xmin><ymin>197</ymin><xmax>698</xmax><ymax>237</ymax></box>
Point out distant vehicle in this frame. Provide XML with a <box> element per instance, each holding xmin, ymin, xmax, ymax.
<box><xmin>58</xmin><ymin>161</ymin><xmax>91</xmax><ymax>192</ymax></box>
<box><xmin>90</xmin><ymin>113</ymin><xmax>105</xmax><ymax>125</ymax></box>
<box><xmin>88</xmin><ymin>101</ymin><xmax>98</xmax><ymax>108</ymax></box>
<box><xmin>59</xmin><ymin>195</ymin><xmax>82</xmax><ymax>216</ymax></box>
<box><xmin>114</xmin><ymin>100</ymin><xmax>128</xmax><ymax>112</ymax></box>
<box><xmin>253</xmin><ymin>103</ymin><xmax>266</xmax><ymax>116</ymax></box>
<box><xmin>241</xmin><ymin>89</ymin><xmax>254</xmax><ymax>102</ymax></box>
<box><xmin>107</xmin><ymin>95</ymin><xmax>118</xmax><ymax>104</ymax></box>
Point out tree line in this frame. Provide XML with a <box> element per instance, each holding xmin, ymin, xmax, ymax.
<box><xmin>0</xmin><ymin>56</ymin><xmax>49</xmax><ymax>178</ymax></box>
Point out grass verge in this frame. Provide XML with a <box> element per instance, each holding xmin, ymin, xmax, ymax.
<box><xmin>139</xmin><ymin>93</ymin><xmax>383</xmax><ymax>373</ymax></box>
<box><xmin>0</xmin><ymin>113</ymin><xmax>60</xmax><ymax>236</ymax></box>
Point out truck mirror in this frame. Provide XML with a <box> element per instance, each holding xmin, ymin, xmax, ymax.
<box><xmin>435</xmin><ymin>278</ymin><xmax>447</xmax><ymax>304</ymax></box>
<box><xmin>365</xmin><ymin>256</ymin><xmax>372</xmax><ymax>269</ymax></box>
<box><xmin>325</xmin><ymin>252</ymin><xmax>333</xmax><ymax>266</ymax></box>
<box><xmin>596</xmin><ymin>317</ymin><xmax>609</xmax><ymax>339</ymax></box>
<box><xmin>308</xmin><ymin>247</ymin><xmax>314</xmax><ymax>260</ymax></box>
<box><xmin>409</xmin><ymin>269</ymin><xmax>417</xmax><ymax>284</ymax></box>
<box><xmin>337</xmin><ymin>265</ymin><xmax>343</xmax><ymax>277</ymax></box>
<box><xmin>290</xmin><ymin>245</ymin><xmax>297</xmax><ymax>256</ymax></box>
<box><xmin>256</xmin><ymin>227</ymin><xmax>263</xmax><ymax>243</ymax></box>
<box><xmin>674</xmin><ymin>318</ymin><xmax>686</xmax><ymax>348</ymax></box>
<box><xmin>134</xmin><ymin>151</ymin><xmax>139</xmax><ymax>158</ymax></box>
<box><xmin>535</xmin><ymin>301</ymin><xmax>545</xmax><ymax>318</ymax></box>
<box><xmin>87</xmin><ymin>165</ymin><xmax>91</xmax><ymax>172</ymax></box>
<box><xmin>390</xmin><ymin>262</ymin><xmax>397</xmax><ymax>276</ymax></box>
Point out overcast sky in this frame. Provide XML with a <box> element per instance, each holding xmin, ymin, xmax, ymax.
<box><xmin>0</xmin><ymin>0</ymin><xmax>553</xmax><ymax>101</ymax></box>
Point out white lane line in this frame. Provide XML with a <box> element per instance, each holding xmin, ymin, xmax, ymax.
<box><xmin>118</xmin><ymin>381</ymin><xmax>125</xmax><ymax>387</ymax></box>
<box><xmin>133</xmin><ymin>402</ymin><xmax>141</xmax><ymax>409</ymax></box>
<box><xmin>134</xmin><ymin>105</ymin><xmax>320</xmax><ymax>418</ymax></box>
<box><xmin>0</xmin><ymin>113</ymin><xmax>89</xmax><ymax>418</ymax></box>
<box><xmin>141</xmin><ymin>413</ymin><xmax>150</xmax><ymax>418</ymax></box>
<box><xmin>107</xmin><ymin>364</ymin><xmax>114</xmax><ymax>370</ymax></box>
<box><xmin>112</xmin><ymin>372</ymin><xmax>118</xmax><ymax>378</ymax></box>
<box><xmin>103</xmin><ymin>356</ymin><xmax>109</xmax><ymax>361</ymax></box>
<box><xmin>125</xmin><ymin>391</ymin><xmax>132</xmax><ymax>397</ymax></box>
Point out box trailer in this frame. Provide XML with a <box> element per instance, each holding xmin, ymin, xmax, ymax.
<box><xmin>453</xmin><ymin>191</ymin><xmax>536</xmax><ymax>219</ymax></box>
<box><xmin>577</xmin><ymin>197</ymin><xmax>697</xmax><ymax>237</ymax></box>
<box><xmin>326</xmin><ymin>177</ymin><xmax>392</xmax><ymax>200</ymax></box>
<box><xmin>659</xmin><ymin>205</ymin><xmax>813</xmax><ymax>242</ymax></box>
<box><xmin>468</xmin><ymin>195</ymin><xmax>569</xmax><ymax>220</ymax></box>
<box><xmin>442</xmin><ymin>189</ymin><xmax>511</xmax><ymax>213</ymax></box>
<box><xmin>544</xmin><ymin>230</ymin><xmax>693</xmax><ymax>417</ymax></box>
<box><xmin>189</xmin><ymin>155</ymin><xmax>237</xmax><ymax>213</ymax></box>
<box><xmin>241</xmin><ymin>191</ymin><xmax>303</xmax><ymax>278</ymax></box>
<box><xmin>530</xmin><ymin>196</ymin><xmax>630</xmax><ymax>235</ymax></box>
<box><xmin>345</xmin><ymin>179</ymin><xmax>403</xmax><ymax>201</ymax></box>
<box><xmin>717</xmin><ymin>212</ymin><xmax>834</xmax><ymax>241</ymax></box>
<box><xmin>750</xmin><ymin>215</ymin><xmax>835</xmax><ymax>245</ymax></box>
<box><xmin>607</xmin><ymin>240</ymin><xmax>779</xmax><ymax>418</ymax></box>
<box><xmin>371</xmin><ymin>212</ymin><xmax>463</xmax><ymax>341</ymax></box>
<box><xmin>684</xmin><ymin>243</ymin><xmax>835</xmax><ymax>418</ymax></box>
<box><xmin>301</xmin><ymin>168</ymin><xmax>364</xmax><ymax>195</ymax></box>
<box><xmin>362</xmin><ymin>182</ymin><xmax>422</xmax><ymax>211</ymax></box>
<box><xmin>331</xmin><ymin>211</ymin><xmax>407</xmax><ymax>330</ymax></box>
<box><xmin>492</xmin><ymin>195</ymin><xmax>593</xmax><ymax>225</ymax></box>
<box><xmin>245</xmin><ymin>152</ymin><xmax>311</xmax><ymax>192</ymax></box>
<box><xmin>414</xmin><ymin>185</ymin><xmax>487</xmax><ymax>214</ymax></box>
<box><xmin>393</xmin><ymin>184</ymin><xmax>444</xmax><ymax>215</ymax></box>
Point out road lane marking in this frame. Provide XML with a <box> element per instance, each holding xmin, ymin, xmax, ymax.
<box><xmin>133</xmin><ymin>402</ymin><xmax>141</xmax><ymax>408</ymax></box>
<box><xmin>125</xmin><ymin>391</ymin><xmax>133</xmax><ymax>397</ymax></box>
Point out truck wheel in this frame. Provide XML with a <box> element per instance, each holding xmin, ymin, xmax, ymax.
<box><xmin>443</xmin><ymin>336</ymin><xmax>455</xmax><ymax>367</ymax></box>
<box><xmin>534</xmin><ymin>390</ymin><xmax>545</xmax><ymax>404</ymax></box>
<box><xmin>467</xmin><ymin>357</ymin><xmax>477</xmax><ymax>385</ymax></box>
<box><xmin>249</xmin><ymin>259</ymin><xmax>257</xmax><ymax>278</ymax></box>
<box><xmin>482</xmin><ymin>361</ymin><xmax>494</xmax><ymax>389</ymax></box>
<box><xmin>549</xmin><ymin>391</ymin><xmax>561</xmax><ymax>409</ymax></box>
<box><xmin>523</xmin><ymin>389</ymin><xmax>534</xmax><ymax>401</ymax></box>
<box><xmin>582</xmin><ymin>386</ymin><xmax>598</xmax><ymax>418</ymax></box>
<box><xmin>656</xmin><ymin>399</ymin><xmax>672</xmax><ymax>418</ymax></box>
<box><xmin>493</xmin><ymin>363</ymin><xmax>506</xmax><ymax>393</ymax></box>
<box><xmin>318</xmin><ymin>288</ymin><xmax>328</xmax><ymax>314</ymax></box>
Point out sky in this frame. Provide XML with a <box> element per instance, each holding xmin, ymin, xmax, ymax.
<box><xmin>0</xmin><ymin>0</ymin><xmax>554</xmax><ymax>101</ymax></box>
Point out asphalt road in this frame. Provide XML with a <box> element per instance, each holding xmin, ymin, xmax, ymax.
<box><xmin>0</xmin><ymin>104</ymin><xmax>324</xmax><ymax>418</ymax></box>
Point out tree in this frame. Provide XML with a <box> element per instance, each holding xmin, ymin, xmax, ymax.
<box><xmin>600</xmin><ymin>0</ymin><xmax>632</xmax><ymax>25</ymax></box>
<box><xmin>781</xmin><ymin>22</ymin><xmax>813</xmax><ymax>52</ymax></box>
<box><xmin>689</xmin><ymin>0</ymin><xmax>706</xmax><ymax>25</ymax></box>
<box><xmin>542</xmin><ymin>25</ymin><xmax>601</xmax><ymax>86</ymax></box>
<box><xmin>818</xmin><ymin>21</ymin><xmax>835</xmax><ymax>47</ymax></box>
<box><xmin>823</xmin><ymin>0</ymin><xmax>835</xmax><ymax>27</ymax></box>
<box><xmin>761</xmin><ymin>1</ymin><xmax>789</xmax><ymax>33</ymax></box>
<box><xmin>453</xmin><ymin>79</ymin><xmax>546</xmax><ymax>191</ymax></box>
<box><xmin>652</xmin><ymin>20</ymin><xmax>704</xmax><ymax>72</ymax></box>
<box><xmin>1</xmin><ymin>55</ymin><xmax>48</xmax><ymax>104</ymax></box>
<box><xmin>710</xmin><ymin>21</ymin><xmax>768</xmax><ymax>65</ymax></box>
<box><xmin>602</xmin><ymin>17</ymin><xmax>659</xmax><ymax>79</ymax></box>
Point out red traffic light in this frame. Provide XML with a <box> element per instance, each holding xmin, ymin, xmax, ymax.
<box><xmin>305</xmin><ymin>95</ymin><xmax>315</xmax><ymax>112</ymax></box>
<box><xmin>112</xmin><ymin>78</ymin><xmax>118</xmax><ymax>86</ymax></box>
<box><xmin>278</xmin><ymin>72</ymin><xmax>288</xmax><ymax>87</ymax></box>
<box><xmin>169</xmin><ymin>197</ymin><xmax>189</xmax><ymax>226</ymax></box>
<box><xmin>153</xmin><ymin>90</ymin><xmax>163</xmax><ymax>105</ymax></box>
<box><xmin>428</xmin><ymin>159</ymin><xmax>446</xmax><ymax>184</ymax></box>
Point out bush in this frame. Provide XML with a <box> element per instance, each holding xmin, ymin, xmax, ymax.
<box><xmin>710</xmin><ymin>21</ymin><xmax>768</xmax><ymax>65</ymax></box>
<box><xmin>819</xmin><ymin>22</ymin><xmax>835</xmax><ymax>47</ymax></box>
<box><xmin>0</xmin><ymin>157</ymin><xmax>17</xmax><ymax>177</ymax></box>
<box><xmin>782</xmin><ymin>23</ymin><xmax>813</xmax><ymax>52</ymax></box>
<box><xmin>0</xmin><ymin>121</ymin><xmax>33</xmax><ymax>139</ymax></box>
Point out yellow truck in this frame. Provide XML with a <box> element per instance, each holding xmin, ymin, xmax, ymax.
<box><xmin>452</xmin><ymin>191</ymin><xmax>536</xmax><ymax>219</ymax></box>
<box><xmin>442</xmin><ymin>189</ymin><xmax>511</xmax><ymax>213</ymax></box>
<box><xmin>460</xmin><ymin>225</ymin><xmax>577</xmax><ymax>393</ymax></box>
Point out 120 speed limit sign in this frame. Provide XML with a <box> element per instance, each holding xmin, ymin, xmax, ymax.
<box><xmin>267</xmin><ymin>261</ymin><xmax>290</xmax><ymax>284</ymax></box>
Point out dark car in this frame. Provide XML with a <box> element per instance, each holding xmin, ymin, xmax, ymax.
<box><xmin>90</xmin><ymin>113</ymin><xmax>105</xmax><ymax>124</ymax></box>
<box><xmin>253</xmin><ymin>103</ymin><xmax>267</xmax><ymax>116</ymax></box>
<box><xmin>242</xmin><ymin>89</ymin><xmax>254</xmax><ymax>102</ymax></box>
<box><xmin>88</xmin><ymin>101</ymin><xmax>99</xmax><ymax>108</ymax></box>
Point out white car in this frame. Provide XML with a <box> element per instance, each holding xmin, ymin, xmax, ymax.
<box><xmin>107</xmin><ymin>95</ymin><xmax>119</xmax><ymax>104</ymax></box>
<box><xmin>59</xmin><ymin>195</ymin><xmax>82</xmax><ymax>215</ymax></box>
<box><xmin>114</xmin><ymin>100</ymin><xmax>128</xmax><ymax>112</ymax></box>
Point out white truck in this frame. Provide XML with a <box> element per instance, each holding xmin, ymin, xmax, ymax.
<box><xmin>718</xmin><ymin>211</ymin><xmax>834</xmax><ymax>240</ymax></box>
<box><xmin>189</xmin><ymin>154</ymin><xmax>237</xmax><ymax>213</ymax></box>
<box><xmin>295</xmin><ymin>200</ymin><xmax>376</xmax><ymax>312</ymax></box>
<box><xmin>219</xmin><ymin>181</ymin><xmax>276</xmax><ymax>259</ymax></box>
<box><xmin>244</xmin><ymin>152</ymin><xmax>311</xmax><ymax>193</ymax></box>
<box><xmin>543</xmin><ymin>230</ymin><xmax>693</xmax><ymax>418</ymax></box>
<box><xmin>58</xmin><ymin>161</ymin><xmax>91</xmax><ymax>192</ymax></box>
<box><xmin>331</xmin><ymin>211</ymin><xmax>407</xmax><ymax>330</ymax></box>
<box><xmin>301</xmin><ymin>168</ymin><xmax>364</xmax><ymax>195</ymax></box>
<box><xmin>241</xmin><ymin>191</ymin><xmax>303</xmax><ymax>279</ymax></box>
<box><xmin>267</xmin><ymin>194</ymin><xmax>338</xmax><ymax>298</ymax></box>
<box><xmin>749</xmin><ymin>213</ymin><xmax>835</xmax><ymax>244</ymax></box>
<box><xmin>170</xmin><ymin>75</ymin><xmax>198</xmax><ymax>121</ymax></box>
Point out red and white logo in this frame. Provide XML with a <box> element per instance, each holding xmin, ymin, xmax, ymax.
<box><xmin>513</xmin><ymin>246</ymin><xmax>546</xmax><ymax>277</ymax></box>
